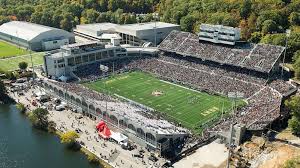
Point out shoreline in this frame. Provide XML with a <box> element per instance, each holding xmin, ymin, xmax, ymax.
<box><xmin>8</xmin><ymin>86</ymin><xmax>165</xmax><ymax>168</ymax></box>
<box><xmin>54</xmin><ymin>129</ymin><xmax>113</xmax><ymax>168</ymax></box>
<box><xmin>9</xmin><ymin>94</ymin><xmax>114</xmax><ymax>168</ymax></box>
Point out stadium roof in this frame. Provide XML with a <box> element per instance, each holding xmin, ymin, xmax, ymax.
<box><xmin>118</xmin><ymin>22</ymin><xmax>180</xmax><ymax>31</ymax></box>
<box><xmin>158</xmin><ymin>30</ymin><xmax>285</xmax><ymax>73</ymax></box>
<box><xmin>0</xmin><ymin>21</ymin><xmax>64</xmax><ymax>41</ymax></box>
<box><xmin>76</xmin><ymin>23</ymin><xmax>117</xmax><ymax>32</ymax></box>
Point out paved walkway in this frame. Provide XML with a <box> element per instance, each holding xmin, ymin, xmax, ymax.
<box><xmin>173</xmin><ymin>141</ymin><xmax>228</xmax><ymax>168</ymax></box>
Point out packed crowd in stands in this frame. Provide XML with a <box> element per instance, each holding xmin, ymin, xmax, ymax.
<box><xmin>158</xmin><ymin>30</ymin><xmax>285</xmax><ymax>73</ymax></box>
<box><xmin>69</xmin><ymin>51</ymin><xmax>296</xmax><ymax>133</ymax></box>
<box><xmin>268</xmin><ymin>79</ymin><xmax>297</xmax><ymax>95</ymax></box>
<box><xmin>208</xmin><ymin>87</ymin><xmax>281</xmax><ymax>132</ymax></box>
<box><xmin>157</xmin><ymin>54</ymin><xmax>268</xmax><ymax>85</ymax></box>
<box><xmin>58</xmin><ymin>31</ymin><xmax>296</xmax><ymax>138</ymax></box>
<box><xmin>126</xmin><ymin>57</ymin><xmax>261</xmax><ymax>98</ymax></box>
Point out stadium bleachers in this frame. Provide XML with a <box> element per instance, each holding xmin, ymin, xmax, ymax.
<box><xmin>71</xmin><ymin>52</ymin><xmax>296</xmax><ymax>132</ymax></box>
<box><xmin>69</xmin><ymin>28</ymin><xmax>296</xmax><ymax>135</ymax></box>
<box><xmin>158</xmin><ymin>30</ymin><xmax>285</xmax><ymax>73</ymax></box>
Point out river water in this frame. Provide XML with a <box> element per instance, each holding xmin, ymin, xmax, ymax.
<box><xmin>0</xmin><ymin>104</ymin><xmax>98</xmax><ymax>168</ymax></box>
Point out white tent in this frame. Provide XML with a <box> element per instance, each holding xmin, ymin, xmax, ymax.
<box><xmin>35</xmin><ymin>91</ymin><xmax>47</xmax><ymax>97</ymax></box>
<box><xmin>110</xmin><ymin>132</ymin><xmax>128</xmax><ymax>145</ymax></box>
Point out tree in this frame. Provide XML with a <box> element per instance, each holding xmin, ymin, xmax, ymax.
<box><xmin>249</xmin><ymin>32</ymin><xmax>263</xmax><ymax>43</ymax></box>
<box><xmin>261</xmin><ymin>20</ymin><xmax>278</xmax><ymax>34</ymax></box>
<box><xmin>289</xmin><ymin>12</ymin><xmax>300</xmax><ymax>26</ymax></box>
<box><xmin>60</xmin><ymin>12</ymin><xmax>76</xmax><ymax>31</ymax></box>
<box><xmin>96</xmin><ymin>12</ymin><xmax>107</xmax><ymax>23</ymax></box>
<box><xmin>0</xmin><ymin>15</ymin><xmax>10</xmax><ymax>25</ymax></box>
<box><xmin>81</xmin><ymin>9</ymin><xmax>99</xmax><ymax>24</ymax></box>
<box><xmin>292</xmin><ymin>50</ymin><xmax>300</xmax><ymax>63</ymax></box>
<box><xmin>108</xmin><ymin>0</ymin><xmax>118</xmax><ymax>11</ymax></box>
<box><xmin>18</xmin><ymin>61</ymin><xmax>28</xmax><ymax>71</ymax></box>
<box><xmin>28</xmin><ymin>108</ymin><xmax>49</xmax><ymax>130</ymax></box>
<box><xmin>283</xmin><ymin>156</ymin><xmax>300</xmax><ymax>168</ymax></box>
<box><xmin>180</xmin><ymin>15</ymin><xmax>195</xmax><ymax>32</ymax></box>
<box><xmin>294</xmin><ymin>57</ymin><xmax>300</xmax><ymax>79</ymax></box>
<box><xmin>16</xmin><ymin>103</ymin><xmax>26</xmax><ymax>113</ymax></box>
<box><xmin>60</xmin><ymin>131</ymin><xmax>79</xmax><ymax>148</ymax></box>
<box><xmin>30</xmin><ymin>11</ymin><xmax>43</xmax><ymax>24</ymax></box>
<box><xmin>288</xmin><ymin>117</ymin><xmax>300</xmax><ymax>135</ymax></box>
<box><xmin>285</xmin><ymin>95</ymin><xmax>300</xmax><ymax>134</ymax></box>
<box><xmin>240</xmin><ymin>0</ymin><xmax>252</xmax><ymax>19</ymax></box>
<box><xmin>256</xmin><ymin>10</ymin><xmax>284</xmax><ymax>31</ymax></box>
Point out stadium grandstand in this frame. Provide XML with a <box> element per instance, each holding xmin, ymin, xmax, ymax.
<box><xmin>42</xmin><ymin>24</ymin><xmax>297</xmax><ymax>155</ymax></box>
<box><xmin>158</xmin><ymin>30</ymin><xmax>285</xmax><ymax>73</ymax></box>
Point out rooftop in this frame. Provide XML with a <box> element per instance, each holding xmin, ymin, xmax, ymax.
<box><xmin>76</xmin><ymin>23</ymin><xmax>117</xmax><ymax>32</ymax></box>
<box><xmin>75</xmin><ymin>22</ymin><xmax>180</xmax><ymax>33</ymax></box>
<box><xmin>118</xmin><ymin>22</ymin><xmax>180</xmax><ymax>31</ymax></box>
<box><xmin>0</xmin><ymin>21</ymin><xmax>64</xmax><ymax>41</ymax></box>
<box><xmin>61</xmin><ymin>41</ymin><xmax>102</xmax><ymax>49</ymax></box>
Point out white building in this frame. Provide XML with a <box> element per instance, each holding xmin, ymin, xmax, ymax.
<box><xmin>44</xmin><ymin>41</ymin><xmax>127</xmax><ymax>78</ymax></box>
<box><xmin>74</xmin><ymin>22</ymin><xmax>180</xmax><ymax>46</ymax></box>
<box><xmin>43</xmin><ymin>41</ymin><xmax>158</xmax><ymax>79</ymax></box>
<box><xmin>198</xmin><ymin>24</ymin><xmax>241</xmax><ymax>45</ymax></box>
<box><xmin>0</xmin><ymin>21</ymin><xmax>75</xmax><ymax>51</ymax></box>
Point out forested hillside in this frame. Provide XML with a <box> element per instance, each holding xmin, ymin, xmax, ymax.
<box><xmin>0</xmin><ymin>0</ymin><xmax>300</xmax><ymax>78</ymax></box>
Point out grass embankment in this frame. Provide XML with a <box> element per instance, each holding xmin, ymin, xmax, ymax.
<box><xmin>0</xmin><ymin>41</ymin><xmax>30</xmax><ymax>58</ymax></box>
<box><xmin>0</xmin><ymin>52</ymin><xmax>44</xmax><ymax>71</ymax></box>
<box><xmin>81</xmin><ymin>147</ymin><xmax>113</xmax><ymax>168</ymax></box>
<box><xmin>55</xmin><ymin>130</ymin><xmax>112</xmax><ymax>168</ymax></box>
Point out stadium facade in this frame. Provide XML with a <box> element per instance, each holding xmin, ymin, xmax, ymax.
<box><xmin>42</xmin><ymin>80</ymin><xmax>188</xmax><ymax>154</ymax></box>
<box><xmin>0</xmin><ymin>21</ymin><xmax>75</xmax><ymax>51</ymax></box>
<box><xmin>74</xmin><ymin>22</ymin><xmax>180</xmax><ymax>46</ymax></box>
<box><xmin>43</xmin><ymin>41</ymin><xmax>157</xmax><ymax>78</ymax></box>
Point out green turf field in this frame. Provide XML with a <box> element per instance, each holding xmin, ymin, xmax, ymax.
<box><xmin>0</xmin><ymin>53</ymin><xmax>44</xmax><ymax>71</ymax></box>
<box><xmin>0</xmin><ymin>41</ymin><xmax>30</xmax><ymax>58</ymax></box>
<box><xmin>84</xmin><ymin>71</ymin><xmax>244</xmax><ymax>133</ymax></box>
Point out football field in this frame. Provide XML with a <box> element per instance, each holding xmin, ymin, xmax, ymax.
<box><xmin>84</xmin><ymin>71</ymin><xmax>243</xmax><ymax>133</ymax></box>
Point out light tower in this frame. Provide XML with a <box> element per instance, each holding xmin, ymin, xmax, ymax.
<box><xmin>281</xmin><ymin>29</ymin><xmax>291</xmax><ymax>79</ymax></box>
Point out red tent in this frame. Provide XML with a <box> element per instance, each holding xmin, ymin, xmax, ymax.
<box><xmin>96</xmin><ymin>120</ymin><xmax>106</xmax><ymax>131</ymax></box>
<box><xmin>96</xmin><ymin>120</ymin><xmax>111</xmax><ymax>139</ymax></box>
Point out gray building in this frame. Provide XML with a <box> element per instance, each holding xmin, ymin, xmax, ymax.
<box><xmin>0</xmin><ymin>21</ymin><xmax>75</xmax><ymax>51</ymax></box>
<box><xmin>74</xmin><ymin>22</ymin><xmax>180</xmax><ymax>46</ymax></box>
<box><xmin>198</xmin><ymin>24</ymin><xmax>241</xmax><ymax>45</ymax></box>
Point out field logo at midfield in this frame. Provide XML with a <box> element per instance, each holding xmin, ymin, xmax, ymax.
<box><xmin>152</xmin><ymin>90</ymin><xmax>164</xmax><ymax>97</ymax></box>
<box><xmin>202</xmin><ymin>107</ymin><xmax>219</xmax><ymax>116</ymax></box>
<box><xmin>105</xmin><ymin>75</ymin><xmax>129</xmax><ymax>84</ymax></box>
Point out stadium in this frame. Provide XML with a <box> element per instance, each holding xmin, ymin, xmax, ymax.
<box><xmin>42</xmin><ymin>24</ymin><xmax>297</xmax><ymax>157</ymax></box>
